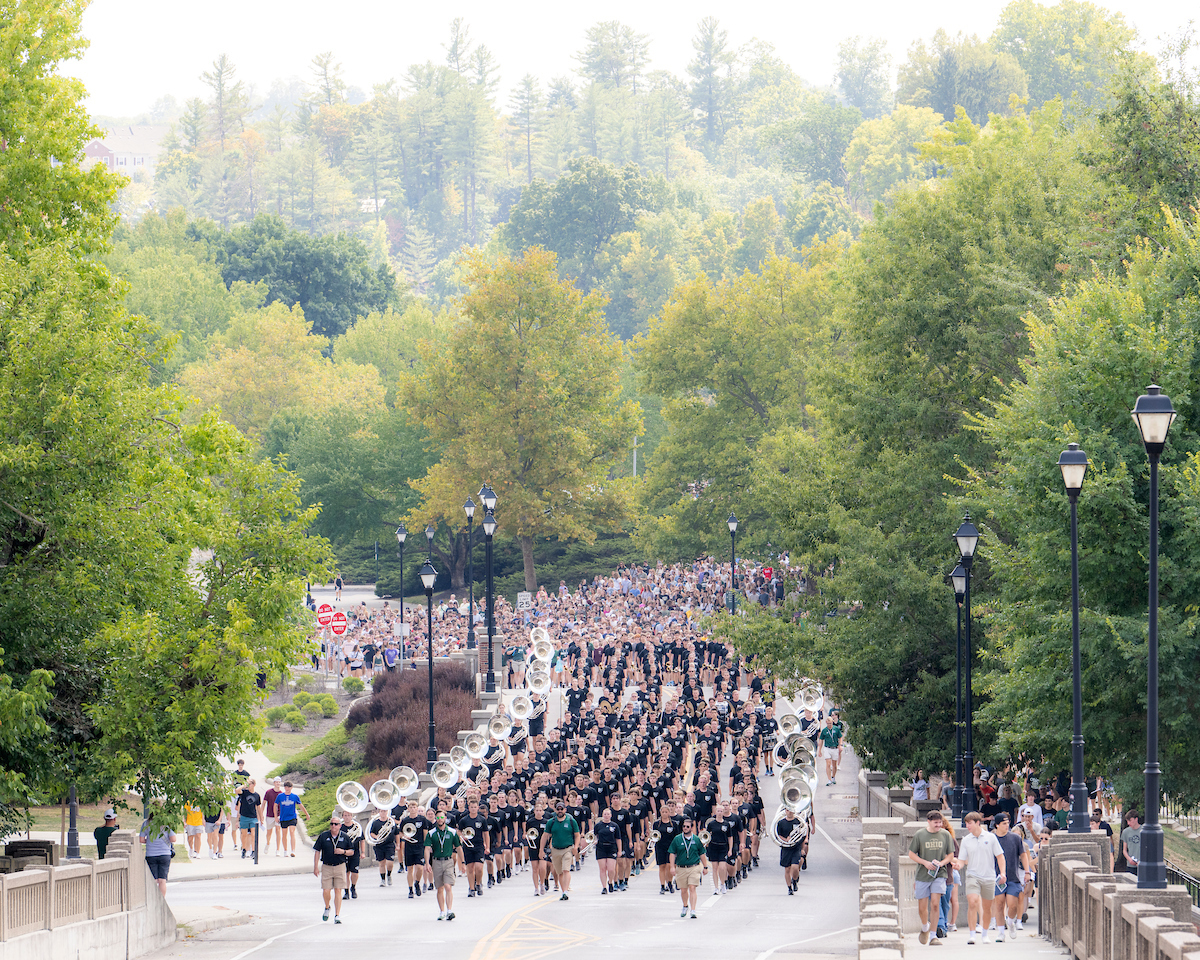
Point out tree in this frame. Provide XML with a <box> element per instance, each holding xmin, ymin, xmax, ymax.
<box><xmin>333</xmin><ymin>302</ymin><xmax>450</xmax><ymax>399</ymax></box>
<box><xmin>187</xmin><ymin>214</ymin><xmax>398</xmax><ymax>338</ymax></box>
<box><xmin>766</xmin><ymin>96</ymin><xmax>863</xmax><ymax>191</ymax></box>
<box><xmin>201</xmin><ymin>54</ymin><xmax>250</xmax><ymax>152</ymax></box>
<box><xmin>842</xmin><ymin>104</ymin><xmax>944</xmax><ymax>215</ymax></box>
<box><xmin>898</xmin><ymin>30</ymin><xmax>1029</xmax><ymax>123</ymax></box>
<box><xmin>509</xmin><ymin>75</ymin><xmax>544</xmax><ymax>183</ymax></box>
<box><xmin>687</xmin><ymin>17</ymin><xmax>736</xmax><ymax>158</ymax></box>
<box><xmin>836</xmin><ymin>36</ymin><xmax>894</xmax><ymax>119</ymax></box>
<box><xmin>399</xmin><ymin>248</ymin><xmax>641</xmax><ymax>589</ymax></box>
<box><xmin>444</xmin><ymin>18</ymin><xmax>474</xmax><ymax>75</ymax></box>
<box><xmin>991</xmin><ymin>0</ymin><xmax>1137</xmax><ymax>109</ymax></box>
<box><xmin>311</xmin><ymin>52</ymin><xmax>347</xmax><ymax>106</ymax></box>
<box><xmin>578</xmin><ymin>21</ymin><xmax>652</xmax><ymax>93</ymax></box>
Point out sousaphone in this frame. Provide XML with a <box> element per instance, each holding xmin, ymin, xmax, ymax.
<box><xmin>389</xmin><ymin>766</ymin><xmax>420</xmax><ymax>797</ymax></box>
<box><xmin>334</xmin><ymin>780</ymin><xmax>370</xmax><ymax>814</ymax></box>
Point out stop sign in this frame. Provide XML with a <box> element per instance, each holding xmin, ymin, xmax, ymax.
<box><xmin>317</xmin><ymin>603</ymin><xmax>333</xmax><ymax>627</ymax></box>
<box><xmin>331</xmin><ymin>611</ymin><xmax>348</xmax><ymax>636</ymax></box>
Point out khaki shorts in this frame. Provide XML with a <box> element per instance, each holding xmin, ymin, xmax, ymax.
<box><xmin>321</xmin><ymin>863</ymin><xmax>347</xmax><ymax>891</ymax></box>
<box><xmin>551</xmin><ymin>846</ymin><xmax>574</xmax><ymax>874</ymax></box>
<box><xmin>432</xmin><ymin>858</ymin><xmax>456</xmax><ymax>888</ymax></box>
<box><xmin>964</xmin><ymin>876</ymin><xmax>996</xmax><ymax>900</ymax></box>
<box><xmin>675</xmin><ymin>864</ymin><xmax>702</xmax><ymax>888</ymax></box>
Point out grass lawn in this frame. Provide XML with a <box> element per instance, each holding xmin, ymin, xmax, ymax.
<box><xmin>261</xmin><ymin>730</ymin><xmax>324</xmax><ymax>765</ymax></box>
<box><xmin>1163</xmin><ymin>827</ymin><xmax>1200</xmax><ymax>878</ymax></box>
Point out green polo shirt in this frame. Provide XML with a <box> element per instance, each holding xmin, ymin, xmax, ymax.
<box><xmin>424</xmin><ymin>826</ymin><xmax>461</xmax><ymax>859</ymax></box>
<box><xmin>669</xmin><ymin>833</ymin><xmax>705</xmax><ymax>867</ymax></box>
<box><xmin>545</xmin><ymin>814</ymin><xmax>580</xmax><ymax>849</ymax></box>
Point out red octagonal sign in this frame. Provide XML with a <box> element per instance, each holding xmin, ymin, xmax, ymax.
<box><xmin>331</xmin><ymin>611</ymin><xmax>348</xmax><ymax>636</ymax></box>
<box><xmin>317</xmin><ymin>603</ymin><xmax>333</xmax><ymax>627</ymax></box>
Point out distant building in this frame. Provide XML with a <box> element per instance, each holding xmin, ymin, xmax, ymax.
<box><xmin>84</xmin><ymin>124</ymin><xmax>172</xmax><ymax>176</ymax></box>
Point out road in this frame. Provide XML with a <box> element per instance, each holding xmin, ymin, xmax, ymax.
<box><xmin>147</xmin><ymin>746</ymin><xmax>863</xmax><ymax>960</ymax></box>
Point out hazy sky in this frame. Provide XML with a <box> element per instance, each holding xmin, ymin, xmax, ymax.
<box><xmin>73</xmin><ymin>0</ymin><xmax>1194</xmax><ymax>118</ymax></box>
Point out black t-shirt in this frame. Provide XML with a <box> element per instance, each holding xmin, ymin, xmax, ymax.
<box><xmin>694</xmin><ymin>787</ymin><xmax>718</xmax><ymax>822</ymax></box>
<box><xmin>237</xmin><ymin>791</ymin><xmax>262</xmax><ymax>818</ymax></box>
<box><xmin>459</xmin><ymin>814</ymin><xmax>489</xmax><ymax>850</ymax></box>
<box><xmin>313</xmin><ymin>829</ymin><xmax>357</xmax><ymax>865</ymax></box>
<box><xmin>706</xmin><ymin>817</ymin><xmax>732</xmax><ymax>849</ymax></box>
<box><xmin>396</xmin><ymin>812</ymin><xmax>431</xmax><ymax>846</ymax></box>
<box><xmin>595</xmin><ymin>821</ymin><xmax>621</xmax><ymax>852</ymax></box>
<box><xmin>996</xmin><ymin>830</ymin><xmax>1025</xmax><ymax>883</ymax></box>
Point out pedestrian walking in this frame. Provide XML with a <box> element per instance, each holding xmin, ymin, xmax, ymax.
<box><xmin>668</xmin><ymin>818</ymin><xmax>709</xmax><ymax>919</ymax></box>
<box><xmin>907</xmin><ymin>810</ymin><xmax>954</xmax><ymax>944</ymax></box>
<box><xmin>312</xmin><ymin>815</ymin><xmax>356</xmax><ymax>924</ymax></box>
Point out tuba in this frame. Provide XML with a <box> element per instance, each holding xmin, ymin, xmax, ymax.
<box><xmin>506</xmin><ymin>724</ymin><xmax>528</xmax><ymax>746</ymax></box>
<box><xmin>335</xmin><ymin>780</ymin><xmax>370</xmax><ymax>814</ymax></box>
<box><xmin>781</xmin><ymin>777</ymin><xmax>813</xmax><ymax>815</ymax></box>
<box><xmin>532</xmin><ymin>636</ymin><xmax>554</xmax><ymax>663</ymax></box>
<box><xmin>530</xmin><ymin>626</ymin><xmax>550</xmax><ymax>647</ymax></box>
<box><xmin>528</xmin><ymin>670</ymin><xmax>551</xmax><ymax>695</ymax></box>
<box><xmin>389</xmin><ymin>766</ymin><xmax>420</xmax><ymax>798</ymax></box>
<box><xmin>369</xmin><ymin>813</ymin><xmax>396</xmax><ymax>846</ymax></box>
<box><xmin>511</xmin><ymin>695</ymin><xmax>534</xmax><ymax>720</ymax></box>
<box><xmin>488</xmin><ymin>714</ymin><xmax>513</xmax><ymax>740</ymax></box>
<box><xmin>369</xmin><ymin>778</ymin><xmax>401</xmax><ymax>811</ymax></box>
<box><xmin>770</xmin><ymin>808</ymin><xmax>809</xmax><ymax>847</ymax></box>
<box><xmin>431</xmin><ymin>760</ymin><xmax>459</xmax><ymax>789</ymax></box>
<box><xmin>800</xmin><ymin>685</ymin><xmax>824</xmax><ymax>712</ymax></box>
<box><xmin>773</xmin><ymin>740</ymin><xmax>793</xmax><ymax>766</ymax></box>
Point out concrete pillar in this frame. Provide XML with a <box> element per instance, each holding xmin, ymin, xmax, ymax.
<box><xmin>861</xmin><ymin>817</ymin><xmax>906</xmax><ymax>896</ymax></box>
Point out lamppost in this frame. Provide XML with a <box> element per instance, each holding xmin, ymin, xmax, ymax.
<box><xmin>728</xmin><ymin>512</ymin><xmax>739</xmax><ymax>613</ymax></box>
<box><xmin>954</xmin><ymin>513</ymin><xmax>980</xmax><ymax>814</ymax></box>
<box><xmin>1131</xmin><ymin>384</ymin><xmax>1176</xmax><ymax>890</ymax></box>
<box><xmin>1059</xmin><ymin>442</ymin><xmax>1090</xmax><ymax>834</ymax></box>
<box><xmin>66</xmin><ymin>782</ymin><xmax>80</xmax><ymax>859</ymax></box>
<box><xmin>464</xmin><ymin>497</ymin><xmax>476</xmax><ymax>649</ymax></box>
<box><xmin>420</xmin><ymin>558</ymin><xmax>438</xmax><ymax>771</ymax></box>
<box><xmin>949</xmin><ymin>562</ymin><xmax>967</xmax><ymax>821</ymax></box>
<box><xmin>395</xmin><ymin>524</ymin><xmax>407</xmax><ymax>629</ymax></box>
<box><xmin>480</xmin><ymin>484</ymin><xmax>499</xmax><ymax>693</ymax></box>
<box><xmin>425</xmin><ymin>523</ymin><xmax>435</xmax><ymax>558</ymax></box>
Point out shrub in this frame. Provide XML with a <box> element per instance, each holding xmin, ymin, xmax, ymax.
<box><xmin>292</xmin><ymin>691</ymin><xmax>313</xmax><ymax>708</ymax></box>
<box><xmin>342</xmin><ymin>677</ymin><xmax>365</xmax><ymax>695</ymax></box>
<box><xmin>302</xmin><ymin>701</ymin><xmax>325</xmax><ymax>718</ymax></box>
<box><xmin>286</xmin><ymin>710</ymin><xmax>308</xmax><ymax>730</ymax></box>
<box><xmin>343</xmin><ymin>664</ymin><xmax>479</xmax><ymax>772</ymax></box>
<box><xmin>325</xmin><ymin>743</ymin><xmax>354</xmax><ymax>769</ymax></box>
<box><xmin>318</xmin><ymin>696</ymin><xmax>338</xmax><ymax>718</ymax></box>
<box><xmin>265</xmin><ymin>705</ymin><xmax>289</xmax><ymax>727</ymax></box>
<box><xmin>293</xmin><ymin>673</ymin><xmax>315</xmax><ymax>691</ymax></box>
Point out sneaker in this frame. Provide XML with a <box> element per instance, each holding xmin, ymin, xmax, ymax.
<box><xmin>982</xmin><ymin>932</ymin><xmax>993</xmax><ymax>944</ymax></box>
<box><xmin>210</xmin><ymin>851</ymin><xmax>217</xmax><ymax>859</ymax></box>
<box><xmin>342</xmin><ymin>890</ymin><xmax>349</xmax><ymax>901</ymax></box>
<box><xmin>1015</xmin><ymin>920</ymin><xmax>1024</xmax><ymax>931</ymax></box>
<box><xmin>560</xmin><ymin>893</ymin><xmax>569</xmax><ymax>901</ymax></box>
<box><xmin>681</xmin><ymin>906</ymin><xmax>688</xmax><ymax>918</ymax></box>
<box><xmin>937</xmin><ymin>927</ymin><xmax>947</xmax><ymax>940</ymax></box>
<box><xmin>690</xmin><ymin>912</ymin><xmax>697</xmax><ymax>919</ymax></box>
<box><xmin>446</xmin><ymin>912</ymin><xmax>455</xmax><ymax>921</ymax></box>
<box><xmin>380</xmin><ymin>879</ymin><xmax>387</xmax><ymax>887</ymax></box>
<box><xmin>408</xmin><ymin>890</ymin><xmax>414</xmax><ymax>899</ymax></box>
<box><xmin>995</xmin><ymin>931</ymin><xmax>1006</xmax><ymax>943</ymax></box>
<box><xmin>948</xmin><ymin>925</ymin><xmax>958</xmax><ymax>933</ymax></box>
<box><xmin>387</xmin><ymin>875</ymin><xmax>392</xmax><ymax>886</ymax></box>
<box><xmin>323</xmin><ymin>908</ymin><xmax>330</xmax><ymax>921</ymax></box>
<box><xmin>660</xmin><ymin>886</ymin><xmax>667</xmax><ymax>895</ymax></box>
<box><xmin>930</xmin><ymin>936</ymin><xmax>942</xmax><ymax>945</ymax></box>
<box><xmin>967</xmin><ymin>932</ymin><xmax>976</xmax><ymax>944</ymax></box>
<box><xmin>437</xmin><ymin>912</ymin><xmax>445</xmax><ymax>921</ymax></box>
<box><xmin>415</xmin><ymin>884</ymin><xmax>422</xmax><ymax>897</ymax></box>
<box><xmin>831</xmin><ymin>778</ymin><xmax>836</xmax><ymax>784</ymax></box>
<box><xmin>788</xmin><ymin>887</ymin><xmax>795</xmax><ymax>896</ymax></box>
<box><xmin>333</xmin><ymin>916</ymin><xmax>342</xmax><ymax>925</ymax></box>
<box><xmin>601</xmin><ymin>887</ymin><xmax>608</xmax><ymax>895</ymax></box>
<box><xmin>920</xmin><ymin>929</ymin><xmax>930</xmax><ymax>945</ymax></box>
<box><xmin>468</xmin><ymin>889</ymin><xmax>476</xmax><ymax>898</ymax></box>
<box><xmin>488</xmin><ymin>876</ymin><xmax>494</xmax><ymax>888</ymax></box>
<box><xmin>241</xmin><ymin>850</ymin><xmax>247</xmax><ymax>859</ymax></box>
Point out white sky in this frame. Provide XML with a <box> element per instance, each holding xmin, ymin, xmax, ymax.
<box><xmin>72</xmin><ymin>0</ymin><xmax>1195</xmax><ymax>119</ymax></box>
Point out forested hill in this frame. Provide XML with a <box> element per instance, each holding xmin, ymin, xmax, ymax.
<box><xmin>106</xmin><ymin>6</ymin><xmax>1138</xmax><ymax>340</ymax></box>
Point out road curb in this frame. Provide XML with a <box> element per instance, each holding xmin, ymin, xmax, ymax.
<box><xmin>175</xmin><ymin>906</ymin><xmax>252</xmax><ymax>939</ymax></box>
<box><xmin>170</xmin><ymin>862</ymin><xmax>313</xmax><ymax>883</ymax></box>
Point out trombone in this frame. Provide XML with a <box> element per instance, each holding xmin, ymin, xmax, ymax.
<box><xmin>698</xmin><ymin>829</ymin><xmax>712</xmax><ymax>844</ymax></box>
<box><xmin>401</xmin><ymin>822</ymin><xmax>419</xmax><ymax>841</ymax></box>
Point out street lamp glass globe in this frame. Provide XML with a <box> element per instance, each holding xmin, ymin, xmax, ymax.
<box><xmin>727</xmin><ymin>512</ymin><xmax>738</xmax><ymax>534</ymax></box>
<box><xmin>419</xmin><ymin>560</ymin><xmax>437</xmax><ymax>591</ymax></box>
<box><xmin>482</xmin><ymin>510</ymin><xmax>498</xmax><ymax>536</ymax></box>
<box><xmin>1131</xmin><ymin>385</ymin><xmax>1177</xmax><ymax>449</ymax></box>
<box><xmin>1058</xmin><ymin>443</ymin><xmax>1088</xmax><ymax>493</ymax></box>
<box><xmin>950</xmin><ymin>563</ymin><xmax>967</xmax><ymax>599</ymax></box>
<box><xmin>954</xmin><ymin>514</ymin><xmax>979</xmax><ymax>559</ymax></box>
<box><xmin>482</xmin><ymin>485</ymin><xmax>498</xmax><ymax>512</ymax></box>
<box><xmin>396</xmin><ymin>523</ymin><xmax>407</xmax><ymax>544</ymax></box>
<box><xmin>464</xmin><ymin>497</ymin><xmax>476</xmax><ymax>520</ymax></box>
<box><xmin>425</xmin><ymin>524</ymin><xmax>436</xmax><ymax>542</ymax></box>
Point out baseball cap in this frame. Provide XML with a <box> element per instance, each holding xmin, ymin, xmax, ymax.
<box><xmin>104</xmin><ymin>809</ymin><xmax>117</xmax><ymax>820</ymax></box>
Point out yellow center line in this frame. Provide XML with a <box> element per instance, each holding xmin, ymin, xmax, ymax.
<box><xmin>468</xmin><ymin>896</ymin><xmax>599</xmax><ymax>960</ymax></box>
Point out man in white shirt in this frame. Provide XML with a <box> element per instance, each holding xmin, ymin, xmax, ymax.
<box><xmin>955</xmin><ymin>811</ymin><xmax>1006</xmax><ymax>944</ymax></box>
<box><xmin>1017</xmin><ymin>792</ymin><xmax>1044</xmax><ymax>829</ymax></box>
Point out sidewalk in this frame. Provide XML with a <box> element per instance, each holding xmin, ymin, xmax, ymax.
<box><xmin>900</xmin><ymin>924</ymin><xmax>1051</xmax><ymax>959</ymax></box>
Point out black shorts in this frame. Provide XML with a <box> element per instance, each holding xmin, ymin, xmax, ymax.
<box><xmin>463</xmin><ymin>847</ymin><xmax>485</xmax><ymax>865</ymax></box>
<box><xmin>404</xmin><ymin>846</ymin><xmax>424</xmax><ymax>868</ymax></box>
<box><xmin>706</xmin><ymin>844</ymin><xmax>728</xmax><ymax>863</ymax></box>
<box><xmin>280</xmin><ymin>818</ymin><xmax>297</xmax><ymax>829</ymax></box>
<box><xmin>375</xmin><ymin>842</ymin><xmax>396</xmax><ymax>862</ymax></box>
<box><xmin>595</xmin><ymin>845</ymin><xmax>619</xmax><ymax>861</ymax></box>
<box><xmin>347</xmin><ymin>855</ymin><xmax>361</xmax><ymax>872</ymax></box>
<box><xmin>655</xmin><ymin>845</ymin><xmax>671</xmax><ymax>867</ymax></box>
<box><xmin>146</xmin><ymin>855</ymin><xmax>172</xmax><ymax>880</ymax></box>
<box><xmin>779</xmin><ymin>844</ymin><xmax>802</xmax><ymax>868</ymax></box>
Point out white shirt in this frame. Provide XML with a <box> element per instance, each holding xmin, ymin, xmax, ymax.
<box><xmin>959</xmin><ymin>830</ymin><xmax>1004</xmax><ymax>881</ymax></box>
<box><xmin>1017</xmin><ymin>803</ymin><xmax>1044</xmax><ymax>828</ymax></box>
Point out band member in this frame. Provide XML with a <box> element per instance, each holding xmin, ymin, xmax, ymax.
<box><xmin>526</xmin><ymin>799</ymin><xmax>549</xmax><ymax>895</ymax></box>
<box><xmin>313</xmin><ymin>815</ymin><xmax>356</xmax><ymax>924</ymax></box>
<box><xmin>539</xmin><ymin>800</ymin><xmax>580</xmax><ymax>901</ymax></box>
<box><xmin>395</xmin><ymin>798</ymin><xmax>431</xmax><ymax>899</ymax></box>
<box><xmin>612</xmin><ymin>794</ymin><xmax>635</xmax><ymax>890</ymax></box>
<box><xmin>668</xmin><ymin>818</ymin><xmax>709</xmax><ymax>919</ymax></box>
<box><xmin>705</xmin><ymin>802</ymin><xmax>735</xmax><ymax>895</ymax></box>
<box><xmin>594</xmin><ymin>806</ymin><xmax>621</xmax><ymax>894</ymax></box>
<box><xmin>458</xmin><ymin>798</ymin><xmax>490</xmax><ymax>898</ymax></box>
<box><xmin>340</xmin><ymin>807</ymin><xmax>364</xmax><ymax>900</ymax></box>
<box><xmin>775</xmin><ymin>807</ymin><xmax>806</xmax><ymax>893</ymax></box>
<box><xmin>653</xmin><ymin>801</ymin><xmax>682</xmax><ymax>894</ymax></box>
<box><xmin>368</xmin><ymin>806</ymin><xmax>397</xmax><ymax>886</ymax></box>
<box><xmin>423</xmin><ymin>811</ymin><xmax>460</xmax><ymax>921</ymax></box>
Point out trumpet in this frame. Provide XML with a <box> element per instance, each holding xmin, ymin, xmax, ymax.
<box><xmin>335</xmin><ymin>780</ymin><xmax>370</xmax><ymax>815</ymax></box>
<box><xmin>389</xmin><ymin>766</ymin><xmax>420</xmax><ymax>797</ymax></box>
<box><xmin>431</xmin><ymin>760</ymin><xmax>458</xmax><ymax>789</ymax></box>
<box><xmin>402</xmin><ymin>822</ymin><xmax>418</xmax><ymax>841</ymax></box>
<box><xmin>525</xmin><ymin>827</ymin><xmax>540</xmax><ymax>843</ymax></box>
<box><xmin>698</xmin><ymin>829</ymin><xmax>712</xmax><ymax>844</ymax></box>
<box><xmin>528</xmin><ymin>670</ymin><xmax>551</xmax><ymax>695</ymax></box>
<box><xmin>511</xmin><ymin>695</ymin><xmax>534</xmax><ymax>720</ymax></box>
<box><xmin>464</xmin><ymin>731</ymin><xmax>487</xmax><ymax>760</ymax></box>
<box><xmin>488</xmin><ymin>714</ymin><xmax>513</xmax><ymax>740</ymax></box>
<box><xmin>369</xmin><ymin>778</ymin><xmax>401</xmax><ymax>810</ymax></box>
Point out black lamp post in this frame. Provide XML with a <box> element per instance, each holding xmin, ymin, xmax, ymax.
<box><xmin>66</xmin><ymin>782</ymin><xmax>80</xmax><ymax>858</ymax></box>
<box><xmin>425</xmin><ymin>523</ymin><xmax>435</xmax><ymax>558</ymax></box>
<box><xmin>465</xmin><ymin>497</ymin><xmax>476</xmax><ymax>650</ymax></box>
<box><xmin>1058</xmin><ymin>442</ymin><xmax>1090</xmax><ymax>834</ymax></box>
<box><xmin>395</xmin><ymin>524</ymin><xmax>407</xmax><ymax>628</ymax></box>
<box><xmin>728</xmin><ymin>512</ymin><xmax>739</xmax><ymax>613</ymax></box>
<box><xmin>950</xmin><ymin>562</ymin><xmax>967</xmax><ymax>821</ymax></box>
<box><xmin>1131</xmin><ymin>384</ymin><xmax>1176</xmax><ymax>889</ymax></box>
<box><xmin>420</xmin><ymin>558</ymin><xmax>438</xmax><ymax>771</ymax></box>
<box><xmin>481</xmin><ymin>484</ymin><xmax>499</xmax><ymax>694</ymax></box>
<box><xmin>954</xmin><ymin>513</ymin><xmax>980</xmax><ymax>814</ymax></box>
